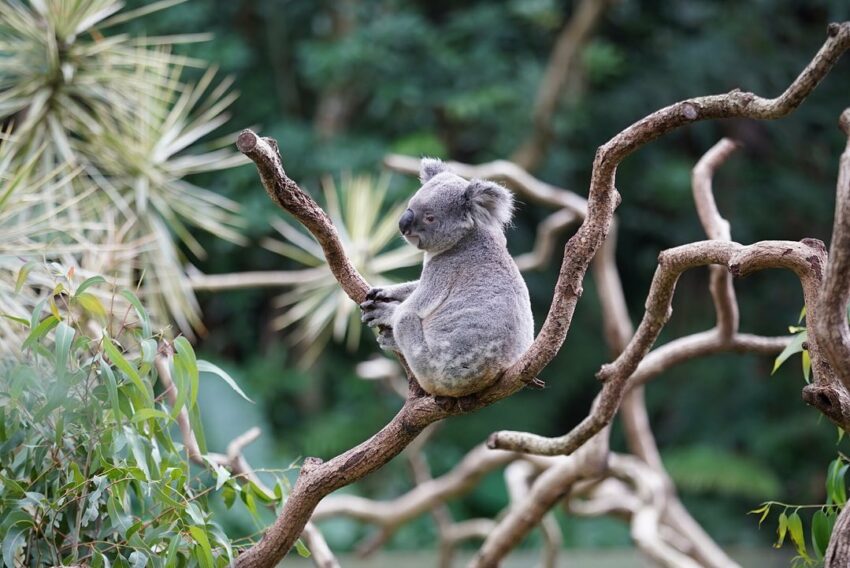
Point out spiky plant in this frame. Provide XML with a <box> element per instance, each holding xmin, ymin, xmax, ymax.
<box><xmin>263</xmin><ymin>173</ymin><xmax>421</xmax><ymax>366</ymax></box>
<box><xmin>0</xmin><ymin>0</ymin><xmax>246</xmax><ymax>338</ymax></box>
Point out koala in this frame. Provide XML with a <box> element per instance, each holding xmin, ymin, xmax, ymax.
<box><xmin>360</xmin><ymin>158</ymin><xmax>534</xmax><ymax>397</ymax></box>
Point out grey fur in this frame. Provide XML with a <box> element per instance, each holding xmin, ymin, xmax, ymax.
<box><xmin>361</xmin><ymin>158</ymin><xmax>534</xmax><ymax>397</ymax></box>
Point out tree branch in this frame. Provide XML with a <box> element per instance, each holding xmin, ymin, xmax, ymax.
<box><xmin>488</xmin><ymin>22</ymin><xmax>850</xmax><ymax>454</ymax></box>
<box><xmin>155</xmin><ymin>349</ymin><xmax>339</xmax><ymax>568</ymax></box>
<box><xmin>234</xmin><ymin>22</ymin><xmax>850</xmax><ymax>567</ymax></box>
<box><xmin>815</xmin><ymin>108</ymin><xmax>850</xmax><ymax>389</ymax></box>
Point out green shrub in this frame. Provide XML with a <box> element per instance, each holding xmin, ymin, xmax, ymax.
<box><xmin>0</xmin><ymin>270</ymin><xmax>243</xmax><ymax>567</ymax></box>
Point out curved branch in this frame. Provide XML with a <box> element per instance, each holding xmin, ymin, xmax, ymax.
<box><xmin>156</xmin><ymin>350</ymin><xmax>339</xmax><ymax>568</ymax></box>
<box><xmin>470</xmin><ymin>431</ymin><xmax>608</xmax><ymax>568</ymax></box>
<box><xmin>490</xmin><ymin>238</ymin><xmax>830</xmax><ymax>455</ymax></box>
<box><xmin>234</xmin><ymin>23</ymin><xmax>850</xmax><ymax>567</ymax></box>
<box><xmin>236</xmin><ymin>131</ymin><xmax>369</xmax><ymax>302</ymax></box>
<box><xmin>692</xmin><ymin>138</ymin><xmax>741</xmax><ymax>338</ymax></box>
<box><xmin>503</xmin><ymin>461</ymin><xmax>562</xmax><ymax>568</ymax></box>
<box><xmin>495</xmin><ymin>22</ymin><xmax>850</xmax><ymax>399</ymax></box>
<box><xmin>312</xmin><ymin>444</ymin><xmax>520</xmax><ymax>524</ymax></box>
<box><xmin>815</xmin><ymin>108</ymin><xmax>850</xmax><ymax>389</ymax></box>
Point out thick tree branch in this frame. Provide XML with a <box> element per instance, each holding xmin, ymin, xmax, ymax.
<box><xmin>692</xmin><ymin>137</ymin><xmax>740</xmax><ymax>338</ymax></box>
<box><xmin>826</xmin><ymin>500</ymin><xmax>850</xmax><ymax>567</ymax></box>
<box><xmin>234</xmin><ymin>23</ymin><xmax>850</xmax><ymax>567</ymax></box>
<box><xmin>490</xmin><ymin>238</ymin><xmax>830</xmax><ymax>455</ymax></box>
<box><xmin>236</xmin><ymin>131</ymin><xmax>369</xmax><ymax>302</ymax></box>
<box><xmin>155</xmin><ymin>350</ymin><xmax>339</xmax><ymax>568</ymax></box>
<box><xmin>815</xmin><ymin>108</ymin><xmax>850</xmax><ymax>390</ymax></box>
<box><xmin>488</xmin><ymin>22</ymin><xmax>850</xmax><ymax>454</ymax></box>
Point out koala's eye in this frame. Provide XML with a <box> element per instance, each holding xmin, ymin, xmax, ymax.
<box><xmin>424</xmin><ymin>214</ymin><xmax>435</xmax><ymax>224</ymax></box>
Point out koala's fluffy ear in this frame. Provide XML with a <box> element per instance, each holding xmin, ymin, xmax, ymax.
<box><xmin>420</xmin><ymin>157</ymin><xmax>448</xmax><ymax>183</ymax></box>
<box><xmin>465</xmin><ymin>179</ymin><xmax>514</xmax><ymax>229</ymax></box>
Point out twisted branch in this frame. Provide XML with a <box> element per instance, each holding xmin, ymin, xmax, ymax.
<box><xmin>233</xmin><ymin>23</ymin><xmax>850</xmax><ymax>567</ymax></box>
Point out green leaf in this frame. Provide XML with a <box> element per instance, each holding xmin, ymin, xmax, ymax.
<box><xmin>103</xmin><ymin>335</ymin><xmax>153</xmax><ymax>407</ymax></box>
<box><xmin>240</xmin><ymin>485</ymin><xmax>258</xmax><ymax>520</ymax></box>
<box><xmin>773</xmin><ymin>331</ymin><xmax>807</xmax><ymax>374</ymax></box>
<box><xmin>294</xmin><ymin>538</ymin><xmax>311</xmax><ymax>558</ymax></box>
<box><xmin>0</xmin><ymin>314</ymin><xmax>30</xmax><ymax>326</ymax></box>
<box><xmin>188</xmin><ymin>526</ymin><xmax>214</xmax><ymax>568</ymax></box>
<box><xmin>174</xmin><ymin>336</ymin><xmax>199</xmax><ymax>409</ymax></box>
<box><xmin>802</xmin><ymin>349</ymin><xmax>812</xmax><ymax>383</ymax></box>
<box><xmin>812</xmin><ymin>509</ymin><xmax>832</xmax><ymax>560</ymax></box>
<box><xmin>749</xmin><ymin>503</ymin><xmax>771</xmax><ymax>527</ymax></box>
<box><xmin>827</xmin><ymin>459</ymin><xmax>848</xmax><ymax>506</ymax></box>
<box><xmin>222</xmin><ymin>482</ymin><xmax>237</xmax><ymax>509</ymax></box>
<box><xmin>121</xmin><ymin>289</ymin><xmax>151</xmax><ymax>337</ymax></box>
<box><xmin>124</xmin><ymin>426</ymin><xmax>151</xmax><ymax>480</ymax></box>
<box><xmin>22</xmin><ymin>315</ymin><xmax>59</xmax><ymax>350</ymax></box>
<box><xmin>775</xmin><ymin>511</ymin><xmax>788</xmax><ymax>548</ymax></box>
<box><xmin>187</xmin><ymin>401</ymin><xmax>207</xmax><ymax>454</ymax></box>
<box><xmin>130</xmin><ymin>408</ymin><xmax>172</xmax><ymax>424</ymax></box>
<box><xmin>54</xmin><ymin>321</ymin><xmax>76</xmax><ymax>376</ymax></box>
<box><xmin>101</xmin><ymin>361</ymin><xmax>125</xmax><ymax>423</ymax></box>
<box><xmin>2</xmin><ymin>526</ymin><xmax>26</xmax><ymax>568</ymax></box>
<box><xmin>786</xmin><ymin>511</ymin><xmax>809</xmax><ymax>560</ymax></box>
<box><xmin>75</xmin><ymin>275</ymin><xmax>107</xmax><ymax>297</ymax></box>
<box><xmin>197</xmin><ymin>360</ymin><xmax>254</xmax><ymax>403</ymax></box>
<box><xmin>76</xmin><ymin>292</ymin><xmax>108</xmax><ymax>321</ymax></box>
<box><xmin>15</xmin><ymin>262</ymin><xmax>36</xmax><ymax>294</ymax></box>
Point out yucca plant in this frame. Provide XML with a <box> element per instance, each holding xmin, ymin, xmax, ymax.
<box><xmin>0</xmin><ymin>0</ymin><xmax>246</xmax><ymax>339</ymax></box>
<box><xmin>263</xmin><ymin>173</ymin><xmax>421</xmax><ymax>366</ymax></box>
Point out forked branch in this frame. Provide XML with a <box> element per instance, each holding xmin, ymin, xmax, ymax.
<box><xmin>233</xmin><ymin>23</ymin><xmax>850</xmax><ymax>567</ymax></box>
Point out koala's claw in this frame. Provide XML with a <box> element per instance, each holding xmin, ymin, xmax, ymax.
<box><xmin>366</xmin><ymin>287</ymin><xmax>389</xmax><ymax>302</ymax></box>
<box><xmin>365</xmin><ymin>287</ymin><xmax>380</xmax><ymax>301</ymax></box>
<box><xmin>360</xmin><ymin>299</ymin><xmax>395</xmax><ymax>327</ymax></box>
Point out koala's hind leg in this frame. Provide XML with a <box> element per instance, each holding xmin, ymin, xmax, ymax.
<box><xmin>393</xmin><ymin>311</ymin><xmax>490</xmax><ymax>397</ymax></box>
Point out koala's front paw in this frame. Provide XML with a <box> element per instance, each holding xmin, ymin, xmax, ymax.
<box><xmin>360</xmin><ymin>299</ymin><xmax>396</xmax><ymax>328</ymax></box>
<box><xmin>376</xmin><ymin>328</ymin><xmax>398</xmax><ymax>351</ymax></box>
<box><xmin>366</xmin><ymin>287</ymin><xmax>395</xmax><ymax>303</ymax></box>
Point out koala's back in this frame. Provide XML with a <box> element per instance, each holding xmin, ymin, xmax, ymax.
<box><xmin>412</xmin><ymin>228</ymin><xmax>533</xmax><ymax>395</ymax></box>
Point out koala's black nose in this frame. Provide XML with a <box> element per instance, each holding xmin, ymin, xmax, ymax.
<box><xmin>399</xmin><ymin>208</ymin><xmax>414</xmax><ymax>234</ymax></box>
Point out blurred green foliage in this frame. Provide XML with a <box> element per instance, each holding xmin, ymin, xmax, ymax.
<box><xmin>53</xmin><ymin>0</ymin><xmax>850</xmax><ymax>553</ymax></box>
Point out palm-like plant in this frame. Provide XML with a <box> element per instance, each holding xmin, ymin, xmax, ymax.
<box><xmin>263</xmin><ymin>173</ymin><xmax>421</xmax><ymax>366</ymax></box>
<box><xmin>0</xmin><ymin>0</ymin><xmax>246</xmax><ymax>338</ymax></box>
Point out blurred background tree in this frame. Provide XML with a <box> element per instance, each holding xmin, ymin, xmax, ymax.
<box><xmin>4</xmin><ymin>0</ymin><xmax>850</xmax><ymax>558</ymax></box>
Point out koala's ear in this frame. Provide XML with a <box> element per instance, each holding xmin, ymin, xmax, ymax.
<box><xmin>420</xmin><ymin>157</ymin><xmax>448</xmax><ymax>183</ymax></box>
<box><xmin>465</xmin><ymin>179</ymin><xmax>514</xmax><ymax>229</ymax></box>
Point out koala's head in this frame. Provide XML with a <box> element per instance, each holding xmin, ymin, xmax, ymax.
<box><xmin>398</xmin><ymin>158</ymin><xmax>514</xmax><ymax>253</ymax></box>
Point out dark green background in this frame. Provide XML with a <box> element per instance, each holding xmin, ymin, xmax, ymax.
<box><xmin>126</xmin><ymin>0</ymin><xmax>850</xmax><ymax>553</ymax></box>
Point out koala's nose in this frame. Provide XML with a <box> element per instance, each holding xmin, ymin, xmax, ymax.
<box><xmin>399</xmin><ymin>208</ymin><xmax>414</xmax><ymax>235</ymax></box>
